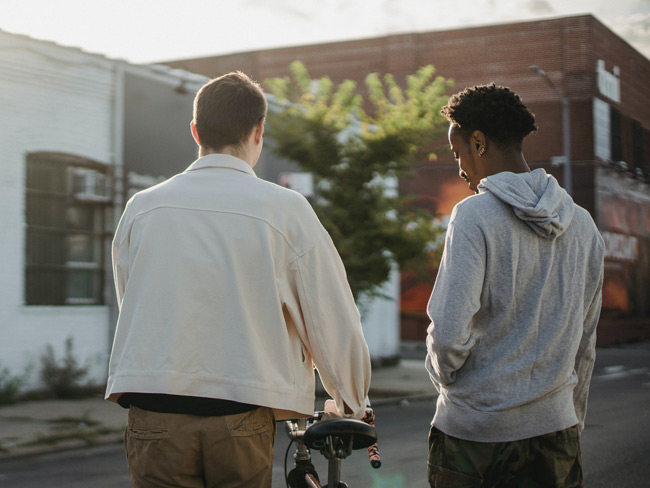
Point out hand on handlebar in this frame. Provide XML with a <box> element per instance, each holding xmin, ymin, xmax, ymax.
<box><xmin>362</xmin><ymin>407</ymin><xmax>382</xmax><ymax>469</ymax></box>
<box><xmin>322</xmin><ymin>399</ymin><xmax>343</xmax><ymax>420</ymax></box>
<box><xmin>323</xmin><ymin>398</ymin><xmax>366</xmax><ymax>419</ymax></box>
<box><xmin>323</xmin><ymin>399</ymin><xmax>381</xmax><ymax>469</ymax></box>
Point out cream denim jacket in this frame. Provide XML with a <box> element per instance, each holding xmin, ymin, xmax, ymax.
<box><xmin>106</xmin><ymin>154</ymin><xmax>371</xmax><ymax>419</ymax></box>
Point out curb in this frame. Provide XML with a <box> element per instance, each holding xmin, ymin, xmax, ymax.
<box><xmin>370</xmin><ymin>393</ymin><xmax>437</xmax><ymax>407</ymax></box>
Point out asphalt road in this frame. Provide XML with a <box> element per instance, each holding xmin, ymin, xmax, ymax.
<box><xmin>0</xmin><ymin>345</ymin><xmax>648</xmax><ymax>487</ymax></box>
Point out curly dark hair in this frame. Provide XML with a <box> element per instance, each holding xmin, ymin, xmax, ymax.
<box><xmin>440</xmin><ymin>83</ymin><xmax>537</xmax><ymax>149</ymax></box>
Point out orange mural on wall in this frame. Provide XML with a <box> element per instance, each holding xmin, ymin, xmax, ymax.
<box><xmin>601</xmin><ymin>267</ymin><xmax>633</xmax><ymax>315</ymax></box>
<box><xmin>399</xmin><ymin>168</ymin><xmax>472</xmax><ymax>339</ymax></box>
<box><xmin>596</xmin><ymin>170</ymin><xmax>650</xmax><ymax>320</ymax></box>
<box><xmin>401</xmin><ymin>166</ymin><xmax>650</xmax><ymax>341</ymax></box>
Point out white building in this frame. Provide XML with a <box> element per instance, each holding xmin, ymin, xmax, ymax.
<box><xmin>0</xmin><ymin>30</ymin><xmax>207</xmax><ymax>391</ymax></box>
<box><xmin>0</xmin><ymin>30</ymin><xmax>400</xmax><ymax>394</ymax></box>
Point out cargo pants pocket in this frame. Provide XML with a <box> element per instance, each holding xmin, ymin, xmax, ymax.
<box><xmin>427</xmin><ymin>426</ymin><xmax>482</xmax><ymax>488</ymax></box>
<box><xmin>225</xmin><ymin>407</ymin><xmax>274</xmax><ymax>438</ymax></box>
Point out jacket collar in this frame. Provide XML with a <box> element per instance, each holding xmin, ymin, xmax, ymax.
<box><xmin>185</xmin><ymin>153</ymin><xmax>257</xmax><ymax>177</ymax></box>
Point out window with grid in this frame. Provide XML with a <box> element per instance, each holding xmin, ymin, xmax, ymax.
<box><xmin>632</xmin><ymin>120</ymin><xmax>644</xmax><ymax>172</ymax></box>
<box><xmin>25</xmin><ymin>153</ymin><xmax>111</xmax><ymax>305</ymax></box>
<box><xmin>610</xmin><ymin>107</ymin><xmax>622</xmax><ymax>162</ymax></box>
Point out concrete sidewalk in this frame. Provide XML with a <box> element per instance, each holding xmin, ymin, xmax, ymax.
<box><xmin>0</xmin><ymin>358</ymin><xmax>434</xmax><ymax>459</ymax></box>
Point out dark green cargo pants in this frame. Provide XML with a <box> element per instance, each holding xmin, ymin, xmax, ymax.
<box><xmin>427</xmin><ymin>425</ymin><xmax>583</xmax><ymax>487</ymax></box>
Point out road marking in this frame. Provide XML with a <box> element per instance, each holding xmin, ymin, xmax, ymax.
<box><xmin>603</xmin><ymin>365</ymin><xmax>625</xmax><ymax>374</ymax></box>
<box><xmin>593</xmin><ymin>366</ymin><xmax>650</xmax><ymax>381</ymax></box>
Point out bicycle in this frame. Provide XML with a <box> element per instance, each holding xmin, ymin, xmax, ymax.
<box><xmin>284</xmin><ymin>408</ymin><xmax>381</xmax><ymax>487</ymax></box>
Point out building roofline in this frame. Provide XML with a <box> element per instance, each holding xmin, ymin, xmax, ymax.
<box><xmin>163</xmin><ymin>13</ymin><xmax>601</xmax><ymax>63</ymax></box>
<box><xmin>0</xmin><ymin>27</ymin><xmax>209</xmax><ymax>85</ymax></box>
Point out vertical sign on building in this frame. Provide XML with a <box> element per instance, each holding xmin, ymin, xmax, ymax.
<box><xmin>596</xmin><ymin>60</ymin><xmax>621</xmax><ymax>103</ymax></box>
<box><xmin>593</xmin><ymin>97</ymin><xmax>611</xmax><ymax>161</ymax></box>
<box><xmin>593</xmin><ymin>59</ymin><xmax>621</xmax><ymax>162</ymax></box>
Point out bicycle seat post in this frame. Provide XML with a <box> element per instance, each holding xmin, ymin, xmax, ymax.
<box><xmin>322</xmin><ymin>434</ymin><xmax>353</xmax><ymax>487</ymax></box>
<box><xmin>327</xmin><ymin>457</ymin><xmax>341</xmax><ymax>487</ymax></box>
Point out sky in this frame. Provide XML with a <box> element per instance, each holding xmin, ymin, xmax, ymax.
<box><xmin>1</xmin><ymin>0</ymin><xmax>649</xmax><ymax>64</ymax></box>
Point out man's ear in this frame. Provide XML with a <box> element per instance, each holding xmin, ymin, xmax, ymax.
<box><xmin>253</xmin><ymin>117</ymin><xmax>265</xmax><ymax>145</ymax></box>
<box><xmin>471</xmin><ymin>130</ymin><xmax>486</xmax><ymax>152</ymax></box>
<box><xmin>190</xmin><ymin>121</ymin><xmax>200</xmax><ymax>147</ymax></box>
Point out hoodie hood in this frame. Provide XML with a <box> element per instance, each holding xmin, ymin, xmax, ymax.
<box><xmin>478</xmin><ymin>168</ymin><xmax>575</xmax><ymax>239</ymax></box>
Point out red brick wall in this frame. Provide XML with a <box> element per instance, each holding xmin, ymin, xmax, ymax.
<box><xmin>592</xmin><ymin>19</ymin><xmax>650</xmax><ymax>129</ymax></box>
<box><xmin>166</xmin><ymin>15</ymin><xmax>650</xmax><ymax>343</ymax></box>
<box><xmin>166</xmin><ymin>15</ymin><xmax>645</xmax><ymax>178</ymax></box>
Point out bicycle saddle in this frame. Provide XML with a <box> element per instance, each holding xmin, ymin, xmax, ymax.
<box><xmin>303</xmin><ymin>418</ymin><xmax>377</xmax><ymax>450</ymax></box>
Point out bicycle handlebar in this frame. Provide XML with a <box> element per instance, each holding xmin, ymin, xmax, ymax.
<box><xmin>361</xmin><ymin>408</ymin><xmax>381</xmax><ymax>469</ymax></box>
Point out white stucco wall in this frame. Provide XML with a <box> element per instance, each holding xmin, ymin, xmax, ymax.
<box><xmin>0</xmin><ymin>32</ymin><xmax>116</xmax><ymax>389</ymax></box>
<box><xmin>359</xmin><ymin>265</ymin><xmax>401</xmax><ymax>360</ymax></box>
<box><xmin>359</xmin><ymin>177</ymin><xmax>402</xmax><ymax>360</ymax></box>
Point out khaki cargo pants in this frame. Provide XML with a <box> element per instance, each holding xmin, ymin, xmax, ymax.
<box><xmin>124</xmin><ymin>406</ymin><xmax>276</xmax><ymax>488</ymax></box>
<box><xmin>427</xmin><ymin>425</ymin><xmax>583</xmax><ymax>488</ymax></box>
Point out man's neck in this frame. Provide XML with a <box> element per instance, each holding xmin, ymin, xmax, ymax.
<box><xmin>200</xmin><ymin>146</ymin><xmax>254</xmax><ymax>167</ymax></box>
<box><xmin>488</xmin><ymin>148</ymin><xmax>531</xmax><ymax>176</ymax></box>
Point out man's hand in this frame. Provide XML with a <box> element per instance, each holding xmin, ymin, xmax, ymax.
<box><xmin>322</xmin><ymin>399</ymin><xmax>343</xmax><ymax>420</ymax></box>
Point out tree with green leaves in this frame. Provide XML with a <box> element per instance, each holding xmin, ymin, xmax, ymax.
<box><xmin>264</xmin><ymin>61</ymin><xmax>453</xmax><ymax>301</ymax></box>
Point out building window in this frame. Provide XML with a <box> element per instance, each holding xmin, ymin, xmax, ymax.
<box><xmin>610</xmin><ymin>107</ymin><xmax>622</xmax><ymax>162</ymax></box>
<box><xmin>25</xmin><ymin>153</ymin><xmax>111</xmax><ymax>305</ymax></box>
<box><xmin>632</xmin><ymin>120</ymin><xmax>644</xmax><ymax>172</ymax></box>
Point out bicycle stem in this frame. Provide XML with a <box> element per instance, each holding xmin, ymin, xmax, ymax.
<box><xmin>293</xmin><ymin>418</ymin><xmax>311</xmax><ymax>462</ymax></box>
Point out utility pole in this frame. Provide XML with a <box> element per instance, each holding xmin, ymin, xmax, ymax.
<box><xmin>530</xmin><ymin>65</ymin><xmax>572</xmax><ymax>196</ymax></box>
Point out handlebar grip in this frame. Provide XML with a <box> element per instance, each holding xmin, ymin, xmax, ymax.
<box><xmin>362</xmin><ymin>408</ymin><xmax>381</xmax><ymax>469</ymax></box>
<box><xmin>368</xmin><ymin>444</ymin><xmax>381</xmax><ymax>469</ymax></box>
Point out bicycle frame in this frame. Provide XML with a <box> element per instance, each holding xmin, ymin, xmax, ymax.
<box><xmin>286</xmin><ymin>416</ymin><xmax>326</xmax><ymax>488</ymax></box>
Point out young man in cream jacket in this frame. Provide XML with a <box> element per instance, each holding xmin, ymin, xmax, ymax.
<box><xmin>106</xmin><ymin>72</ymin><xmax>371</xmax><ymax>488</ymax></box>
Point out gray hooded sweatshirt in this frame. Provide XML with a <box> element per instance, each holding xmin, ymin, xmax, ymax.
<box><xmin>426</xmin><ymin>169</ymin><xmax>605</xmax><ymax>442</ymax></box>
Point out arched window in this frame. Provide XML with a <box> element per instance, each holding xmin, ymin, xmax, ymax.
<box><xmin>25</xmin><ymin>152</ymin><xmax>112</xmax><ymax>305</ymax></box>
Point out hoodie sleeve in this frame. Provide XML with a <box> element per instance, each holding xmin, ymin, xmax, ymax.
<box><xmin>426</xmin><ymin>205</ymin><xmax>485</xmax><ymax>388</ymax></box>
<box><xmin>573</xmin><ymin>252</ymin><xmax>604</xmax><ymax>432</ymax></box>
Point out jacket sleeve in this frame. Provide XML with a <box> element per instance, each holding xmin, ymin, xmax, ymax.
<box><xmin>111</xmin><ymin>205</ymin><xmax>132</xmax><ymax>308</ymax></box>
<box><xmin>425</xmin><ymin>217</ymin><xmax>485</xmax><ymax>389</ymax></box>
<box><xmin>289</xmin><ymin>233</ymin><xmax>371</xmax><ymax>419</ymax></box>
<box><xmin>573</xmin><ymin>260</ymin><xmax>604</xmax><ymax>432</ymax></box>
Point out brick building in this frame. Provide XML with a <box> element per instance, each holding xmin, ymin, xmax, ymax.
<box><xmin>166</xmin><ymin>14</ymin><xmax>650</xmax><ymax>345</ymax></box>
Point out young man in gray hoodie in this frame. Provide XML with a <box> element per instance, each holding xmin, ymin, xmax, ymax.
<box><xmin>426</xmin><ymin>84</ymin><xmax>605</xmax><ymax>487</ymax></box>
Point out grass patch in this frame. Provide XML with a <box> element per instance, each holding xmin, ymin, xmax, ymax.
<box><xmin>23</xmin><ymin>425</ymin><xmax>123</xmax><ymax>448</ymax></box>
